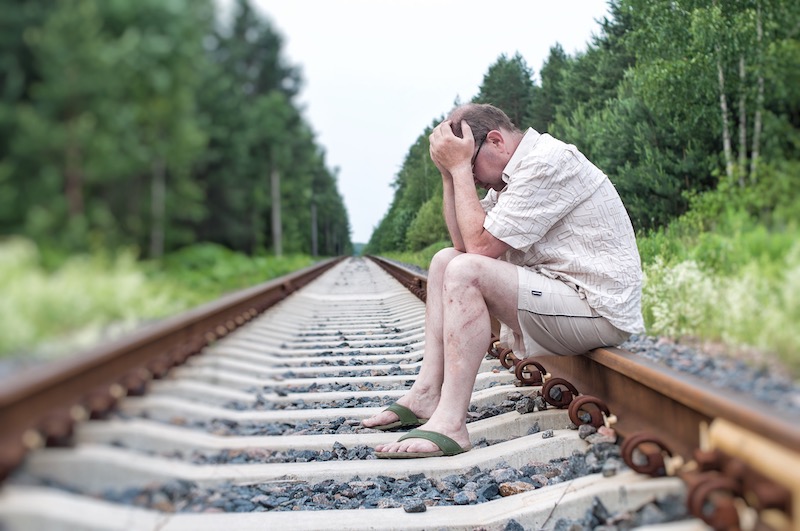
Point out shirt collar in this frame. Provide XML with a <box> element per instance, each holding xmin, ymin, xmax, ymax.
<box><xmin>501</xmin><ymin>128</ymin><xmax>541</xmax><ymax>183</ymax></box>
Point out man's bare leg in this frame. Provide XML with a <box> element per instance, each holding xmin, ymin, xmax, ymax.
<box><xmin>361</xmin><ymin>248</ymin><xmax>464</xmax><ymax>428</ymax></box>
<box><xmin>375</xmin><ymin>254</ymin><xmax>522</xmax><ymax>452</ymax></box>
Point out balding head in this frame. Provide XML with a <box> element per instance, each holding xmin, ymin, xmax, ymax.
<box><xmin>448</xmin><ymin>103</ymin><xmax>520</xmax><ymax>143</ymax></box>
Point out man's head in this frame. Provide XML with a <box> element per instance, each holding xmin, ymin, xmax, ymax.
<box><xmin>447</xmin><ymin>103</ymin><xmax>520</xmax><ymax>145</ymax></box>
<box><xmin>447</xmin><ymin>103</ymin><xmax>523</xmax><ymax>191</ymax></box>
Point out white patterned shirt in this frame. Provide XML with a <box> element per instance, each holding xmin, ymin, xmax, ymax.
<box><xmin>480</xmin><ymin>128</ymin><xmax>645</xmax><ymax>334</ymax></box>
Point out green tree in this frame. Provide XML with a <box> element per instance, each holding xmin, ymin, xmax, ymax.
<box><xmin>528</xmin><ymin>44</ymin><xmax>568</xmax><ymax>132</ymax></box>
<box><xmin>366</xmin><ymin>122</ymin><xmax>442</xmax><ymax>253</ymax></box>
<box><xmin>474</xmin><ymin>53</ymin><xmax>535</xmax><ymax>127</ymax></box>
<box><xmin>193</xmin><ymin>0</ymin><xmax>350</xmax><ymax>256</ymax></box>
<box><xmin>9</xmin><ymin>0</ymin><xmax>132</xmax><ymax>248</ymax></box>
<box><xmin>101</xmin><ymin>0</ymin><xmax>212</xmax><ymax>257</ymax></box>
<box><xmin>0</xmin><ymin>0</ymin><xmax>351</xmax><ymax>258</ymax></box>
<box><xmin>405</xmin><ymin>191</ymin><xmax>448</xmax><ymax>250</ymax></box>
<box><xmin>0</xmin><ymin>1</ymin><xmax>48</xmax><ymax>231</ymax></box>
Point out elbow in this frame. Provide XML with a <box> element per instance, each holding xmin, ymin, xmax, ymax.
<box><xmin>464</xmin><ymin>231</ymin><xmax>507</xmax><ymax>258</ymax></box>
<box><xmin>464</xmin><ymin>242</ymin><xmax>501</xmax><ymax>258</ymax></box>
<box><xmin>463</xmin><ymin>242</ymin><xmax>481</xmax><ymax>255</ymax></box>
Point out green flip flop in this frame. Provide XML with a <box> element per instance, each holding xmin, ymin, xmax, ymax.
<box><xmin>375</xmin><ymin>429</ymin><xmax>472</xmax><ymax>459</ymax></box>
<box><xmin>368</xmin><ymin>403</ymin><xmax>428</xmax><ymax>431</ymax></box>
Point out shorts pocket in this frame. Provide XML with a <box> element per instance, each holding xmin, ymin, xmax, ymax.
<box><xmin>518</xmin><ymin>278</ymin><xmax>594</xmax><ymax>318</ymax></box>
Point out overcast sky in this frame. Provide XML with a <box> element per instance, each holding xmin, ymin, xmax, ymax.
<box><xmin>248</xmin><ymin>1</ymin><xmax>612</xmax><ymax>243</ymax></box>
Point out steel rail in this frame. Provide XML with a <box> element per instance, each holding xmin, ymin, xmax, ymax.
<box><xmin>0</xmin><ymin>256</ymin><xmax>345</xmax><ymax>482</ymax></box>
<box><xmin>367</xmin><ymin>256</ymin><xmax>427</xmax><ymax>302</ymax></box>
<box><xmin>542</xmin><ymin>348</ymin><xmax>800</xmax><ymax>456</ymax></box>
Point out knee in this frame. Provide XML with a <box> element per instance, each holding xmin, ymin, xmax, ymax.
<box><xmin>430</xmin><ymin>247</ymin><xmax>463</xmax><ymax>276</ymax></box>
<box><xmin>443</xmin><ymin>253</ymin><xmax>485</xmax><ymax>289</ymax></box>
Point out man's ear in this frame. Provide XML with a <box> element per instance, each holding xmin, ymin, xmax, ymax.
<box><xmin>486</xmin><ymin>130</ymin><xmax>504</xmax><ymax>151</ymax></box>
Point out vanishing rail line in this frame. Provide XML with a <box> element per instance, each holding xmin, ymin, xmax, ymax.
<box><xmin>0</xmin><ymin>256</ymin><xmax>798</xmax><ymax>530</ymax></box>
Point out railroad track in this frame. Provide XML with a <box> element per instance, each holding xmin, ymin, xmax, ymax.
<box><xmin>0</xmin><ymin>256</ymin><xmax>798</xmax><ymax>530</ymax></box>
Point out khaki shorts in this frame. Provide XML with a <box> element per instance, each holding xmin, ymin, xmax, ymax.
<box><xmin>502</xmin><ymin>268</ymin><xmax>630</xmax><ymax>357</ymax></box>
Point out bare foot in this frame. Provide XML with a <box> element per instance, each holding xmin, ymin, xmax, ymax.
<box><xmin>360</xmin><ymin>394</ymin><xmax>436</xmax><ymax>429</ymax></box>
<box><xmin>361</xmin><ymin>408</ymin><xmax>406</xmax><ymax>429</ymax></box>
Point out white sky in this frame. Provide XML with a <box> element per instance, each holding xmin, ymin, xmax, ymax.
<box><xmin>249</xmin><ymin>0</ymin><xmax>612</xmax><ymax>243</ymax></box>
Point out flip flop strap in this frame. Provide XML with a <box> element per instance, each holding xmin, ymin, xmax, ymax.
<box><xmin>397</xmin><ymin>429</ymin><xmax>464</xmax><ymax>456</ymax></box>
<box><xmin>385</xmin><ymin>403</ymin><xmax>418</xmax><ymax>426</ymax></box>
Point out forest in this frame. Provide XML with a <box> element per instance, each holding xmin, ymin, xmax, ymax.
<box><xmin>1</xmin><ymin>0</ymin><xmax>352</xmax><ymax>260</ymax></box>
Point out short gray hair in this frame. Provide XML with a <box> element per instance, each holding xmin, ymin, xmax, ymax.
<box><xmin>448</xmin><ymin>103</ymin><xmax>520</xmax><ymax>144</ymax></box>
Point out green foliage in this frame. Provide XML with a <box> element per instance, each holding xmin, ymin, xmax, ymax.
<box><xmin>528</xmin><ymin>45</ymin><xmax>568</xmax><ymax>132</ymax></box>
<box><xmin>641</xmin><ymin>235</ymin><xmax>800</xmax><ymax>375</ymax></box>
<box><xmin>474</xmin><ymin>53</ymin><xmax>536</xmax><ymax>127</ymax></box>
<box><xmin>4</xmin><ymin>0</ymin><xmax>799</xmax><ymax>371</ymax></box>
<box><xmin>637</xmin><ymin>157</ymin><xmax>800</xmax><ymax>374</ymax></box>
<box><xmin>378</xmin><ymin>241</ymin><xmax>453</xmax><ymax>271</ymax></box>
<box><xmin>0</xmin><ymin>237</ymin><xmax>316</xmax><ymax>358</ymax></box>
<box><xmin>405</xmin><ymin>192</ymin><xmax>449</xmax><ymax>251</ymax></box>
<box><xmin>0</xmin><ymin>236</ymin><xmax>185</xmax><ymax>356</ymax></box>
<box><xmin>369</xmin><ymin>0</ymin><xmax>799</xmax><ymax>373</ymax></box>
<box><xmin>374</xmin><ymin>0</ymin><xmax>799</xmax><ymax>242</ymax></box>
<box><xmin>365</xmin><ymin>123</ymin><xmax>444</xmax><ymax>254</ymax></box>
<box><xmin>155</xmin><ymin>242</ymin><xmax>314</xmax><ymax>302</ymax></box>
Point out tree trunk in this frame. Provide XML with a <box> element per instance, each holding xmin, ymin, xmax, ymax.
<box><xmin>325</xmin><ymin>223</ymin><xmax>332</xmax><ymax>256</ymax></box>
<box><xmin>738</xmin><ymin>55</ymin><xmax>747</xmax><ymax>187</ymax></box>
<box><xmin>64</xmin><ymin>134</ymin><xmax>84</xmax><ymax>218</ymax></box>
<box><xmin>149</xmin><ymin>157</ymin><xmax>166</xmax><ymax>258</ymax></box>
<box><xmin>737</xmin><ymin>55</ymin><xmax>747</xmax><ymax>188</ymax></box>
<box><xmin>271</xmin><ymin>165</ymin><xmax>282</xmax><ymax>257</ymax></box>
<box><xmin>310</xmin><ymin>201</ymin><xmax>318</xmax><ymax>257</ymax></box>
<box><xmin>750</xmin><ymin>0</ymin><xmax>764</xmax><ymax>183</ymax></box>
<box><xmin>251</xmin><ymin>172</ymin><xmax>266</xmax><ymax>254</ymax></box>
<box><xmin>716</xmin><ymin>49</ymin><xmax>734</xmax><ymax>183</ymax></box>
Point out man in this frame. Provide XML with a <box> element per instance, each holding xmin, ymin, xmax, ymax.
<box><xmin>363</xmin><ymin>103</ymin><xmax>644</xmax><ymax>458</ymax></box>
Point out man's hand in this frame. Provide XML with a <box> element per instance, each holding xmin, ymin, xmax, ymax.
<box><xmin>429</xmin><ymin>120</ymin><xmax>474</xmax><ymax>177</ymax></box>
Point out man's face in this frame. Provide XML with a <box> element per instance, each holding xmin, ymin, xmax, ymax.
<box><xmin>472</xmin><ymin>136</ymin><xmax>505</xmax><ymax>192</ymax></box>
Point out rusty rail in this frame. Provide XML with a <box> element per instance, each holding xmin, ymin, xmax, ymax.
<box><xmin>367</xmin><ymin>256</ymin><xmax>427</xmax><ymax>302</ymax></box>
<box><xmin>541</xmin><ymin>348</ymin><xmax>800</xmax><ymax>457</ymax></box>
<box><xmin>0</xmin><ymin>256</ymin><xmax>345</xmax><ymax>482</ymax></box>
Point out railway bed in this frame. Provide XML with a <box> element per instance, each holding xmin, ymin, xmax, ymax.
<box><xmin>0</xmin><ymin>256</ymin><xmax>798</xmax><ymax>530</ymax></box>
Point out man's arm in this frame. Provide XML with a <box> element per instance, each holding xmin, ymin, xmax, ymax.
<box><xmin>429</xmin><ymin>120</ymin><xmax>510</xmax><ymax>258</ymax></box>
<box><xmin>440</xmin><ymin>170</ymin><xmax>465</xmax><ymax>251</ymax></box>
<box><xmin>450</xmin><ymin>166</ymin><xmax>509</xmax><ymax>257</ymax></box>
<box><xmin>430</xmin><ymin>146</ymin><xmax>466</xmax><ymax>251</ymax></box>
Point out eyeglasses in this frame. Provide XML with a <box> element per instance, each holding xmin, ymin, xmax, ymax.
<box><xmin>471</xmin><ymin>135</ymin><xmax>486</xmax><ymax>169</ymax></box>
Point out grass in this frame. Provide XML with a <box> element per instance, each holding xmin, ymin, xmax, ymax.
<box><xmin>377</xmin><ymin>241</ymin><xmax>452</xmax><ymax>270</ymax></box>
<box><xmin>638</xmin><ymin>213</ymin><xmax>800</xmax><ymax>377</ymax></box>
<box><xmin>0</xmin><ymin>238</ymin><xmax>315</xmax><ymax>359</ymax></box>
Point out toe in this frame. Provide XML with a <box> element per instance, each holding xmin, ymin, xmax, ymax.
<box><xmin>361</xmin><ymin>410</ymin><xmax>398</xmax><ymax>427</ymax></box>
<box><xmin>403</xmin><ymin>438</ymin><xmax>439</xmax><ymax>453</ymax></box>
